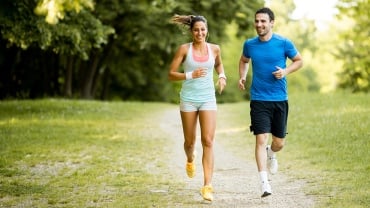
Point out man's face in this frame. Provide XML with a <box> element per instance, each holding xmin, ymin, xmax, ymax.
<box><xmin>254</xmin><ymin>13</ymin><xmax>274</xmax><ymax>37</ymax></box>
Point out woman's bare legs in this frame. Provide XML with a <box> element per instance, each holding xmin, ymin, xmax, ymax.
<box><xmin>199</xmin><ymin>110</ymin><xmax>216</xmax><ymax>186</ymax></box>
<box><xmin>180</xmin><ymin>110</ymin><xmax>216</xmax><ymax>201</ymax></box>
<box><xmin>180</xmin><ymin>111</ymin><xmax>198</xmax><ymax>163</ymax></box>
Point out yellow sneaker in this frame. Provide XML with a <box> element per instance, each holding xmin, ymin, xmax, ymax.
<box><xmin>186</xmin><ymin>162</ymin><xmax>195</xmax><ymax>178</ymax></box>
<box><xmin>200</xmin><ymin>185</ymin><xmax>214</xmax><ymax>201</ymax></box>
<box><xmin>186</xmin><ymin>151</ymin><xmax>196</xmax><ymax>178</ymax></box>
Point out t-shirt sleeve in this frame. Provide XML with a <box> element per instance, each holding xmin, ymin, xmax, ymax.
<box><xmin>242</xmin><ymin>41</ymin><xmax>250</xmax><ymax>58</ymax></box>
<box><xmin>284</xmin><ymin>39</ymin><xmax>298</xmax><ymax>59</ymax></box>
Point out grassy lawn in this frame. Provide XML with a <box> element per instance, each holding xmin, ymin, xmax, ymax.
<box><xmin>0</xmin><ymin>100</ymin><xmax>183</xmax><ymax>207</ymax></box>
<box><xmin>0</xmin><ymin>92</ymin><xmax>369</xmax><ymax>207</ymax></box>
<box><xmin>286</xmin><ymin>92</ymin><xmax>369</xmax><ymax>207</ymax></box>
<box><xmin>217</xmin><ymin>92</ymin><xmax>370</xmax><ymax>208</ymax></box>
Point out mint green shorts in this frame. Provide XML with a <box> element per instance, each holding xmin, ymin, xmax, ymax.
<box><xmin>180</xmin><ymin>100</ymin><xmax>217</xmax><ymax>112</ymax></box>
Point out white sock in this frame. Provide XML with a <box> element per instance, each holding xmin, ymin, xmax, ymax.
<box><xmin>259</xmin><ymin>171</ymin><xmax>268</xmax><ymax>183</ymax></box>
<box><xmin>268</xmin><ymin>145</ymin><xmax>276</xmax><ymax>158</ymax></box>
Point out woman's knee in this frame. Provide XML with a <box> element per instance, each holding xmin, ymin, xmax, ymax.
<box><xmin>201</xmin><ymin>136</ymin><xmax>214</xmax><ymax>148</ymax></box>
<box><xmin>184</xmin><ymin>139</ymin><xmax>195</xmax><ymax>148</ymax></box>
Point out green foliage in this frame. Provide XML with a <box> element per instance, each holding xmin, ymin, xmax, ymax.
<box><xmin>1</xmin><ymin>0</ymin><xmax>368</xmax><ymax>100</ymax></box>
<box><xmin>0</xmin><ymin>0</ymin><xmax>263</xmax><ymax>100</ymax></box>
<box><xmin>219</xmin><ymin>23</ymin><xmax>251</xmax><ymax>102</ymax></box>
<box><xmin>35</xmin><ymin>0</ymin><xmax>94</xmax><ymax>24</ymax></box>
<box><xmin>336</xmin><ymin>0</ymin><xmax>370</xmax><ymax>93</ymax></box>
<box><xmin>97</xmin><ymin>0</ymin><xmax>264</xmax><ymax>101</ymax></box>
<box><xmin>0</xmin><ymin>0</ymin><xmax>114</xmax><ymax>59</ymax></box>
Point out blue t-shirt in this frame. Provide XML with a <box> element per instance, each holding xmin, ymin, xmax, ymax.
<box><xmin>242</xmin><ymin>34</ymin><xmax>298</xmax><ymax>101</ymax></box>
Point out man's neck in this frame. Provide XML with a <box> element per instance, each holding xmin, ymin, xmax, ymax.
<box><xmin>259</xmin><ymin>32</ymin><xmax>273</xmax><ymax>42</ymax></box>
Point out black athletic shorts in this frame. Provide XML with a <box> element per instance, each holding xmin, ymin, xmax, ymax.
<box><xmin>250</xmin><ymin>100</ymin><xmax>289</xmax><ymax>138</ymax></box>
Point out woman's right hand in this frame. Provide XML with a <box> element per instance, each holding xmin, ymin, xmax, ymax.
<box><xmin>192</xmin><ymin>67</ymin><xmax>208</xmax><ymax>78</ymax></box>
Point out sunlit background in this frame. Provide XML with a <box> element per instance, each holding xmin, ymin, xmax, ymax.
<box><xmin>291</xmin><ymin>0</ymin><xmax>338</xmax><ymax>30</ymax></box>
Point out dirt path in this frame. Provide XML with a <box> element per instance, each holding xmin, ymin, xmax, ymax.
<box><xmin>159</xmin><ymin>106</ymin><xmax>316</xmax><ymax>208</ymax></box>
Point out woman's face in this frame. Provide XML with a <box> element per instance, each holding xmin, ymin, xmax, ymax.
<box><xmin>191</xmin><ymin>21</ymin><xmax>208</xmax><ymax>43</ymax></box>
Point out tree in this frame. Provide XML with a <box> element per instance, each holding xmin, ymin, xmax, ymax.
<box><xmin>336</xmin><ymin>0</ymin><xmax>370</xmax><ymax>92</ymax></box>
<box><xmin>34</xmin><ymin>0</ymin><xmax>94</xmax><ymax>24</ymax></box>
<box><xmin>0</xmin><ymin>0</ymin><xmax>263</xmax><ymax>100</ymax></box>
<box><xmin>89</xmin><ymin>0</ymin><xmax>263</xmax><ymax>101</ymax></box>
<box><xmin>0</xmin><ymin>0</ymin><xmax>114</xmax><ymax>98</ymax></box>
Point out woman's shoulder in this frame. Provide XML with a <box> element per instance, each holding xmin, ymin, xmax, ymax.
<box><xmin>176</xmin><ymin>43</ymin><xmax>191</xmax><ymax>55</ymax></box>
<box><xmin>207</xmin><ymin>43</ymin><xmax>221</xmax><ymax>54</ymax></box>
<box><xmin>179</xmin><ymin>43</ymin><xmax>192</xmax><ymax>49</ymax></box>
<box><xmin>207</xmin><ymin>42</ymin><xmax>220</xmax><ymax>48</ymax></box>
<box><xmin>206</xmin><ymin>43</ymin><xmax>220</xmax><ymax>50</ymax></box>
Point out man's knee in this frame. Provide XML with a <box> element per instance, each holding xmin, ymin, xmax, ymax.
<box><xmin>256</xmin><ymin>134</ymin><xmax>268</xmax><ymax>146</ymax></box>
<box><xmin>271</xmin><ymin>137</ymin><xmax>285</xmax><ymax>152</ymax></box>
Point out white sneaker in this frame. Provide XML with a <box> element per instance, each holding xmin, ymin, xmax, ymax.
<box><xmin>261</xmin><ymin>182</ymin><xmax>272</xmax><ymax>197</ymax></box>
<box><xmin>267</xmin><ymin>145</ymin><xmax>278</xmax><ymax>174</ymax></box>
<box><xmin>269</xmin><ymin>157</ymin><xmax>278</xmax><ymax>174</ymax></box>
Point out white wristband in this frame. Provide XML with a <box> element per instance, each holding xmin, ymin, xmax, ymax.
<box><xmin>185</xmin><ymin>71</ymin><xmax>193</xmax><ymax>80</ymax></box>
<box><xmin>218</xmin><ymin>73</ymin><xmax>227</xmax><ymax>79</ymax></box>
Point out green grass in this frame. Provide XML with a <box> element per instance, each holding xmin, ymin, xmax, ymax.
<box><xmin>0</xmin><ymin>99</ymin><xmax>182</xmax><ymax>207</ymax></box>
<box><xmin>285</xmin><ymin>92</ymin><xmax>370</xmax><ymax>207</ymax></box>
<box><xmin>0</xmin><ymin>93</ymin><xmax>369</xmax><ymax>207</ymax></box>
<box><xmin>217</xmin><ymin>92</ymin><xmax>370</xmax><ymax>208</ymax></box>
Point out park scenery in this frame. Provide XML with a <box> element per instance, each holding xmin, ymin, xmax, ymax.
<box><xmin>0</xmin><ymin>0</ymin><xmax>369</xmax><ymax>207</ymax></box>
<box><xmin>0</xmin><ymin>93</ymin><xmax>369</xmax><ymax>207</ymax></box>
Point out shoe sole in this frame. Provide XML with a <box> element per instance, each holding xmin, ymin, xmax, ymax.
<box><xmin>200</xmin><ymin>186</ymin><xmax>213</xmax><ymax>201</ymax></box>
<box><xmin>201</xmin><ymin>194</ymin><xmax>213</xmax><ymax>201</ymax></box>
<box><xmin>261</xmin><ymin>192</ymin><xmax>272</xmax><ymax>197</ymax></box>
<box><xmin>203</xmin><ymin>197</ymin><xmax>213</xmax><ymax>201</ymax></box>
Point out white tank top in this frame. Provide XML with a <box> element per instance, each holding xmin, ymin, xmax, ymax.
<box><xmin>180</xmin><ymin>43</ymin><xmax>216</xmax><ymax>102</ymax></box>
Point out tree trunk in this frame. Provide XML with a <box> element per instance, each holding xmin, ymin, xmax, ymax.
<box><xmin>100</xmin><ymin>66</ymin><xmax>111</xmax><ymax>100</ymax></box>
<box><xmin>64</xmin><ymin>55</ymin><xmax>74</xmax><ymax>98</ymax></box>
<box><xmin>80</xmin><ymin>52</ymin><xmax>100</xmax><ymax>99</ymax></box>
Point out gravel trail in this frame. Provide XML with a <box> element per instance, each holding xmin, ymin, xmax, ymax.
<box><xmin>159</xmin><ymin>107</ymin><xmax>316</xmax><ymax>208</ymax></box>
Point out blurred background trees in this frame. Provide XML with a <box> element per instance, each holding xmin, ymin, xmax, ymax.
<box><xmin>0</xmin><ymin>0</ymin><xmax>368</xmax><ymax>101</ymax></box>
<box><xmin>336</xmin><ymin>0</ymin><xmax>369</xmax><ymax>92</ymax></box>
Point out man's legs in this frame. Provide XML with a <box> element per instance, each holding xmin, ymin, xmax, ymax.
<box><xmin>268</xmin><ymin>100</ymin><xmax>288</xmax><ymax>174</ymax></box>
<box><xmin>258</xmin><ymin>134</ymin><xmax>285</xmax><ymax>171</ymax></box>
<box><xmin>271</xmin><ymin>135</ymin><xmax>285</xmax><ymax>152</ymax></box>
<box><xmin>255</xmin><ymin>133</ymin><xmax>272</xmax><ymax>197</ymax></box>
<box><xmin>255</xmin><ymin>133</ymin><xmax>269</xmax><ymax>172</ymax></box>
<box><xmin>255</xmin><ymin>133</ymin><xmax>286</xmax><ymax>197</ymax></box>
<box><xmin>267</xmin><ymin>135</ymin><xmax>285</xmax><ymax>174</ymax></box>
